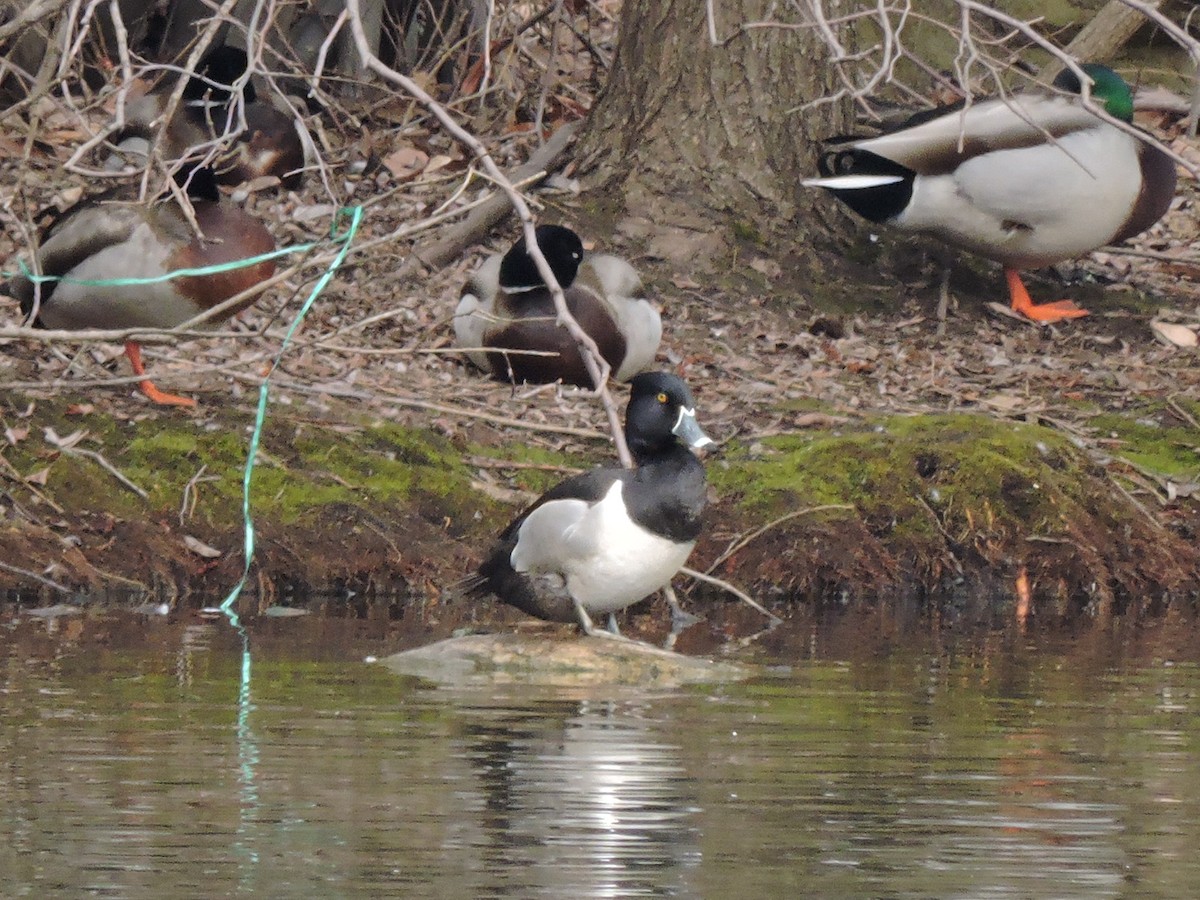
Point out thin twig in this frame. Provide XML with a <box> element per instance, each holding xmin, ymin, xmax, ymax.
<box><xmin>0</xmin><ymin>452</ymin><xmax>65</xmax><ymax>513</ymax></box>
<box><xmin>345</xmin><ymin>0</ymin><xmax>633</xmax><ymax>468</ymax></box>
<box><xmin>0</xmin><ymin>559</ymin><xmax>71</xmax><ymax>594</ymax></box>
<box><xmin>180</xmin><ymin>463</ymin><xmax>214</xmax><ymax>525</ymax></box>
<box><xmin>707</xmin><ymin>504</ymin><xmax>855</xmax><ymax>573</ymax></box>
<box><xmin>679</xmin><ymin>565</ymin><xmax>783</xmax><ymax>623</ymax></box>
<box><xmin>60</xmin><ymin>446</ymin><xmax>148</xmax><ymax>498</ymax></box>
<box><xmin>1166</xmin><ymin>396</ymin><xmax>1200</xmax><ymax>431</ymax></box>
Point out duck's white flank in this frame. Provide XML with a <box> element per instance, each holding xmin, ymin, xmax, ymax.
<box><xmin>510</xmin><ymin>481</ymin><xmax>695</xmax><ymax>616</ymax></box>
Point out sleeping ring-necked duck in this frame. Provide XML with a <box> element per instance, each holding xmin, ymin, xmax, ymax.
<box><xmin>802</xmin><ymin>64</ymin><xmax>1176</xmax><ymax>323</ymax></box>
<box><xmin>462</xmin><ymin>371</ymin><xmax>713</xmax><ymax>636</ymax></box>
<box><xmin>453</xmin><ymin>224</ymin><xmax>662</xmax><ymax>387</ymax></box>
<box><xmin>9</xmin><ymin>165</ymin><xmax>276</xmax><ymax>406</ymax></box>
<box><xmin>109</xmin><ymin>46</ymin><xmax>305</xmax><ymax>189</ymax></box>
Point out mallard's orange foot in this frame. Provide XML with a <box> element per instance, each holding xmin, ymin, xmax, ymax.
<box><xmin>138</xmin><ymin>380</ymin><xmax>197</xmax><ymax>407</ymax></box>
<box><xmin>1004</xmin><ymin>268</ymin><xmax>1090</xmax><ymax>324</ymax></box>
<box><xmin>1014</xmin><ymin>298</ymin><xmax>1090</xmax><ymax>323</ymax></box>
<box><xmin>124</xmin><ymin>341</ymin><xmax>196</xmax><ymax>407</ymax></box>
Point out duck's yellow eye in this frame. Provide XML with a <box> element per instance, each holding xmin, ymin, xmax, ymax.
<box><xmin>656</xmin><ymin>392</ymin><xmax>668</xmax><ymax>403</ymax></box>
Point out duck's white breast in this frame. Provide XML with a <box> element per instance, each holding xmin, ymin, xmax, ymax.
<box><xmin>512</xmin><ymin>481</ymin><xmax>694</xmax><ymax>616</ymax></box>
<box><xmin>454</xmin><ymin>252</ymin><xmax>503</xmax><ymax>371</ymax></box>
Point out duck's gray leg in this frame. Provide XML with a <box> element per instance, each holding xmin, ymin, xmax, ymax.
<box><xmin>574</xmin><ymin>600</ymin><xmax>630</xmax><ymax>641</ymax></box>
<box><xmin>664</xmin><ymin>585</ymin><xmax>702</xmax><ymax>634</ymax></box>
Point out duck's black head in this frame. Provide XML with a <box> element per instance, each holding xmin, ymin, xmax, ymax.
<box><xmin>172</xmin><ymin>164</ymin><xmax>221</xmax><ymax>203</ymax></box>
<box><xmin>625</xmin><ymin>372</ymin><xmax>713</xmax><ymax>462</ymax></box>
<box><xmin>499</xmin><ymin>224</ymin><xmax>584</xmax><ymax>292</ymax></box>
<box><xmin>184</xmin><ymin>46</ymin><xmax>256</xmax><ymax>105</ymax></box>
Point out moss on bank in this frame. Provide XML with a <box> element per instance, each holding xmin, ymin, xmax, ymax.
<box><xmin>2</xmin><ymin>398</ymin><xmax>1198</xmax><ymax>627</ymax></box>
<box><xmin>711</xmin><ymin>413</ymin><xmax>1087</xmax><ymax>543</ymax></box>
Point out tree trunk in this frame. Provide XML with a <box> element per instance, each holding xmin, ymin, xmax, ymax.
<box><xmin>576</xmin><ymin>0</ymin><xmax>851</xmax><ymax>276</ymax></box>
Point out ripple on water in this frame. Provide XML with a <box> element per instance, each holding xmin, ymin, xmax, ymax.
<box><xmin>2</xmin><ymin>613</ymin><xmax>1200</xmax><ymax>897</ymax></box>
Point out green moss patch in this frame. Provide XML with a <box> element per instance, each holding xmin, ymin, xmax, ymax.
<box><xmin>1089</xmin><ymin>409</ymin><xmax>1200</xmax><ymax>480</ymax></box>
<box><xmin>711</xmin><ymin>413</ymin><xmax>1085</xmax><ymax>542</ymax></box>
<box><xmin>702</xmin><ymin>412</ymin><xmax>1199</xmax><ymax>621</ymax></box>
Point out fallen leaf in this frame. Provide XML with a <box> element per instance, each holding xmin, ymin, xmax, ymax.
<box><xmin>54</xmin><ymin>187</ymin><xmax>85</xmax><ymax>211</ymax></box>
<box><xmin>292</xmin><ymin>203</ymin><xmax>338</xmax><ymax>223</ymax></box>
<box><xmin>263</xmin><ymin>606</ymin><xmax>310</xmax><ymax>618</ymax></box>
<box><xmin>183</xmin><ymin>535</ymin><xmax>223</xmax><ymax>558</ymax></box>
<box><xmin>237</xmin><ymin>174</ymin><xmax>282</xmax><ymax>194</ymax></box>
<box><xmin>750</xmin><ymin>257</ymin><xmax>782</xmax><ymax>280</ymax></box>
<box><xmin>66</xmin><ymin>403</ymin><xmax>95</xmax><ymax>416</ymax></box>
<box><xmin>25</xmin><ymin>466</ymin><xmax>51</xmax><ymax>486</ymax></box>
<box><xmin>5</xmin><ymin>426</ymin><xmax>29</xmax><ymax>445</ymax></box>
<box><xmin>382</xmin><ymin>145</ymin><xmax>429</xmax><ymax>179</ymax></box>
<box><xmin>982</xmin><ymin>394</ymin><xmax>1025</xmax><ymax>412</ymax></box>
<box><xmin>1150</xmin><ymin>320</ymin><xmax>1198</xmax><ymax>348</ymax></box>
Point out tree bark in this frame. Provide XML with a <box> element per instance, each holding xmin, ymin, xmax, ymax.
<box><xmin>576</xmin><ymin>0</ymin><xmax>850</xmax><ymax>274</ymax></box>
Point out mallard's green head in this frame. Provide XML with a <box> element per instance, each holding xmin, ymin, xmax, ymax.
<box><xmin>1053</xmin><ymin>63</ymin><xmax>1134</xmax><ymax>122</ymax></box>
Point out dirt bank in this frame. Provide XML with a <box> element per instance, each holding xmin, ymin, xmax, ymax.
<box><xmin>2</xmin><ymin>363</ymin><xmax>1197</xmax><ymax>637</ymax></box>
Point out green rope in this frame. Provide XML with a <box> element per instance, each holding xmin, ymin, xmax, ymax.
<box><xmin>217</xmin><ymin>205</ymin><xmax>363</xmax><ymax>618</ymax></box>
<box><xmin>10</xmin><ymin>207</ymin><xmax>364</xmax><ymax>616</ymax></box>
<box><xmin>11</xmin><ymin>238</ymin><xmax>323</xmax><ymax>287</ymax></box>
<box><xmin>207</xmin><ymin>213</ymin><xmax>363</xmax><ymax>871</ymax></box>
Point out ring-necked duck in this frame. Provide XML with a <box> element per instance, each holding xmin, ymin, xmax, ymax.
<box><xmin>9</xmin><ymin>165</ymin><xmax>276</xmax><ymax>406</ymax></box>
<box><xmin>802</xmin><ymin>64</ymin><xmax>1176</xmax><ymax>323</ymax></box>
<box><xmin>463</xmin><ymin>371</ymin><xmax>713</xmax><ymax>636</ymax></box>
<box><xmin>454</xmin><ymin>224</ymin><xmax>662</xmax><ymax>386</ymax></box>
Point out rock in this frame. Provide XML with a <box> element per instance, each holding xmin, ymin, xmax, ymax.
<box><xmin>378</xmin><ymin>632</ymin><xmax>751</xmax><ymax>688</ymax></box>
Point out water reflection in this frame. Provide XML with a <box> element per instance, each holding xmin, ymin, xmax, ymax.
<box><xmin>2</xmin><ymin>611</ymin><xmax>1200</xmax><ymax>897</ymax></box>
<box><xmin>453</xmin><ymin>696</ymin><xmax>700</xmax><ymax>897</ymax></box>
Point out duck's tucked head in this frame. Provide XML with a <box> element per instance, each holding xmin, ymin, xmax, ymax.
<box><xmin>185</xmin><ymin>46</ymin><xmax>256</xmax><ymax>106</ymax></box>
<box><xmin>172</xmin><ymin>163</ymin><xmax>221</xmax><ymax>202</ymax></box>
<box><xmin>1052</xmin><ymin>63</ymin><xmax>1133</xmax><ymax>123</ymax></box>
<box><xmin>625</xmin><ymin>372</ymin><xmax>714</xmax><ymax>460</ymax></box>
<box><xmin>499</xmin><ymin>224</ymin><xmax>584</xmax><ymax>292</ymax></box>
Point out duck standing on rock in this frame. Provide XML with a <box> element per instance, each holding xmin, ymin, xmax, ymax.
<box><xmin>462</xmin><ymin>371</ymin><xmax>713</xmax><ymax>637</ymax></box>
<box><xmin>8</xmin><ymin>165</ymin><xmax>277</xmax><ymax>407</ymax></box>
<box><xmin>454</xmin><ymin>224</ymin><xmax>662</xmax><ymax>386</ymax></box>
<box><xmin>803</xmin><ymin>63</ymin><xmax>1177</xmax><ymax>323</ymax></box>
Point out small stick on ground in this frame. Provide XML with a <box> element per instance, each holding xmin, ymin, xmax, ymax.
<box><xmin>679</xmin><ymin>565</ymin><xmax>782</xmax><ymax>624</ymax></box>
<box><xmin>60</xmin><ymin>447</ymin><xmax>148</xmax><ymax>499</ymax></box>
<box><xmin>706</xmin><ymin>504</ymin><xmax>855</xmax><ymax>573</ymax></box>
<box><xmin>936</xmin><ymin>268</ymin><xmax>951</xmax><ymax>337</ymax></box>
<box><xmin>0</xmin><ymin>559</ymin><xmax>71</xmax><ymax>594</ymax></box>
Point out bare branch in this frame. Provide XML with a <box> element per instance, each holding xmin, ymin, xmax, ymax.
<box><xmin>344</xmin><ymin>0</ymin><xmax>634</xmax><ymax>468</ymax></box>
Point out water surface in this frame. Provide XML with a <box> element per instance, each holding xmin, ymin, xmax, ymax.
<box><xmin>2</xmin><ymin>609</ymin><xmax>1198</xmax><ymax>897</ymax></box>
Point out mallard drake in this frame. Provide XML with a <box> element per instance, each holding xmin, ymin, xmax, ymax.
<box><xmin>110</xmin><ymin>46</ymin><xmax>305</xmax><ymax>188</ymax></box>
<box><xmin>453</xmin><ymin>224</ymin><xmax>662</xmax><ymax>386</ymax></box>
<box><xmin>462</xmin><ymin>371</ymin><xmax>713</xmax><ymax>636</ymax></box>
<box><xmin>803</xmin><ymin>64</ymin><xmax>1177</xmax><ymax>323</ymax></box>
<box><xmin>9</xmin><ymin>166</ymin><xmax>276</xmax><ymax>406</ymax></box>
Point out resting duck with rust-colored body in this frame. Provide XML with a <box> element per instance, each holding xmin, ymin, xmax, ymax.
<box><xmin>803</xmin><ymin>64</ymin><xmax>1177</xmax><ymax>323</ymax></box>
<box><xmin>109</xmin><ymin>46</ymin><xmax>305</xmax><ymax>188</ymax></box>
<box><xmin>454</xmin><ymin>225</ymin><xmax>662</xmax><ymax>386</ymax></box>
<box><xmin>461</xmin><ymin>372</ymin><xmax>713</xmax><ymax>637</ymax></box>
<box><xmin>9</xmin><ymin>166</ymin><xmax>276</xmax><ymax>406</ymax></box>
